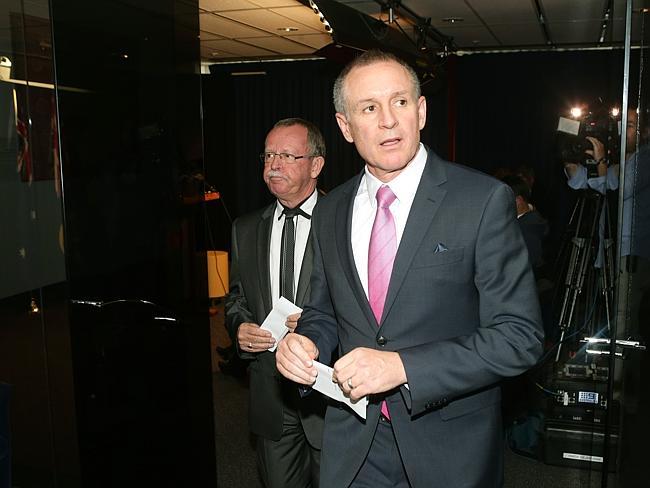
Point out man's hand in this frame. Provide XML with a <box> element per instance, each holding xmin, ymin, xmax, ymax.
<box><xmin>585</xmin><ymin>136</ymin><xmax>606</xmax><ymax>163</ymax></box>
<box><xmin>285</xmin><ymin>312</ymin><xmax>301</xmax><ymax>333</ymax></box>
<box><xmin>237</xmin><ymin>322</ymin><xmax>275</xmax><ymax>353</ymax></box>
<box><xmin>332</xmin><ymin>348</ymin><xmax>407</xmax><ymax>402</ymax></box>
<box><xmin>276</xmin><ymin>333</ymin><xmax>319</xmax><ymax>385</ymax></box>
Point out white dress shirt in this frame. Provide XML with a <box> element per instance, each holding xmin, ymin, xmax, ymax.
<box><xmin>270</xmin><ymin>190</ymin><xmax>318</xmax><ymax>306</ymax></box>
<box><xmin>351</xmin><ymin>143</ymin><xmax>428</xmax><ymax>296</ymax></box>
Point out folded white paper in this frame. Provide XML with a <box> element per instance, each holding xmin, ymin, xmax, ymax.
<box><xmin>312</xmin><ymin>361</ymin><xmax>368</xmax><ymax>420</ymax></box>
<box><xmin>260</xmin><ymin>297</ymin><xmax>302</xmax><ymax>352</ymax></box>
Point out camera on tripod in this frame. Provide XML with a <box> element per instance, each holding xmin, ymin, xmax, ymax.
<box><xmin>556</xmin><ymin>103</ymin><xmax>621</xmax><ymax>177</ymax></box>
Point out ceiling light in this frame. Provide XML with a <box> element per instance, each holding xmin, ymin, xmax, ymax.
<box><xmin>309</xmin><ymin>0</ymin><xmax>334</xmax><ymax>35</ymax></box>
<box><xmin>278</xmin><ymin>27</ymin><xmax>299</xmax><ymax>32</ymax></box>
<box><xmin>442</xmin><ymin>17</ymin><xmax>464</xmax><ymax>24</ymax></box>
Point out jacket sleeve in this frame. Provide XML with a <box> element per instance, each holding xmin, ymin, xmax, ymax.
<box><xmin>399</xmin><ymin>184</ymin><xmax>544</xmax><ymax>416</ymax></box>
<box><xmin>224</xmin><ymin>218</ymin><xmax>256</xmax><ymax>359</ymax></box>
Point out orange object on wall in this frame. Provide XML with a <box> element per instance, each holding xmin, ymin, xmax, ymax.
<box><xmin>207</xmin><ymin>250</ymin><xmax>229</xmax><ymax>298</ymax></box>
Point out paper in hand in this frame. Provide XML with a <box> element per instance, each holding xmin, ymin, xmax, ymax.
<box><xmin>260</xmin><ymin>297</ymin><xmax>302</xmax><ymax>352</ymax></box>
<box><xmin>312</xmin><ymin>361</ymin><xmax>368</xmax><ymax>420</ymax></box>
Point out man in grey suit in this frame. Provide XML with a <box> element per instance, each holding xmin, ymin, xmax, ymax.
<box><xmin>225</xmin><ymin>118</ymin><xmax>326</xmax><ymax>488</ymax></box>
<box><xmin>276</xmin><ymin>51</ymin><xmax>543</xmax><ymax>487</ymax></box>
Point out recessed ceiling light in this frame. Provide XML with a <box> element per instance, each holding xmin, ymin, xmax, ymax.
<box><xmin>278</xmin><ymin>27</ymin><xmax>299</xmax><ymax>32</ymax></box>
<box><xmin>442</xmin><ymin>17</ymin><xmax>464</xmax><ymax>23</ymax></box>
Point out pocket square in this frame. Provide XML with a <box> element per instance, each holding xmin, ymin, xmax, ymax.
<box><xmin>434</xmin><ymin>243</ymin><xmax>448</xmax><ymax>253</ymax></box>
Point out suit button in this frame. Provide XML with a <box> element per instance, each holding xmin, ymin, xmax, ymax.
<box><xmin>376</xmin><ymin>336</ymin><xmax>387</xmax><ymax>346</ymax></box>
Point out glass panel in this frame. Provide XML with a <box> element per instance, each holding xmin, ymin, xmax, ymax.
<box><xmin>614</xmin><ymin>3</ymin><xmax>650</xmax><ymax>486</ymax></box>
<box><xmin>0</xmin><ymin>1</ymin><xmax>67</xmax><ymax>486</ymax></box>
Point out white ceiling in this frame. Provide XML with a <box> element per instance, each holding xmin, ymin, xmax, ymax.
<box><xmin>199</xmin><ymin>0</ymin><xmax>647</xmax><ymax>63</ymax></box>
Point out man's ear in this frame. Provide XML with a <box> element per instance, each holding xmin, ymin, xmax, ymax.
<box><xmin>335</xmin><ymin>112</ymin><xmax>354</xmax><ymax>143</ymax></box>
<box><xmin>310</xmin><ymin>156</ymin><xmax>325</xmax><ymax>179</ymax></box>
<box><xmin>417</xmin><ymin>96</ymin><xmax>427</xmax><ymax>130</ymax></box>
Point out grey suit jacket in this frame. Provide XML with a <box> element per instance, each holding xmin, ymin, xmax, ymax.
<box><xmin>297</xmin><ymin>149</ymin><xmax>544</xmax><ymax>487</ymax></box>
<box><xmin>225</xmin><ymin>198</ymin><xmax>325</xmax><ymax>447</ymax></box>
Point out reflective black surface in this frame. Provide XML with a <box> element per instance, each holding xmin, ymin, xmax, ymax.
<box><xmin>0</xmin><ymin>0</ymin><xmax>216</xmax><ymax>486</ymax></box>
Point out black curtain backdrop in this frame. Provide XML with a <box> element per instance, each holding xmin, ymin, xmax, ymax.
<box><xmin>202</xmin><ymin>50</ymin><xmax>629</xmax><ymax>255</ymax></box>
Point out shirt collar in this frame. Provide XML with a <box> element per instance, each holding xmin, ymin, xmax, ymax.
<box><xmin>361</xmin><ymin>143</ymin><xmax>427</xmax><ymax>207</ymax></box>
<box><xmin>274</xmin><ymin>189</ymin><xmax>318</xmax><ymax>219</ymax></box>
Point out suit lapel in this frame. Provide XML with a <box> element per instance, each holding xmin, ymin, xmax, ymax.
<box><xmin>380</xmin><ymin>151</ymin><xmax>448</xmax><ymax>326</ymax></box>
<box><xmin>257</xmin><ymin>203</ymin><xmax>275</xmax><ymax>314</ymax></box>
<box><xmin>295</xmin><ymin>194</ymin><xmax>320</xmax><ymax>307</ymax></box>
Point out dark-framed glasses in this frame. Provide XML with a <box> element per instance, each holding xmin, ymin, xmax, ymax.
<box><xmin>259</xmin><ymin>152</ymin><xmax>315</xmax><ymax>164</ymax></box>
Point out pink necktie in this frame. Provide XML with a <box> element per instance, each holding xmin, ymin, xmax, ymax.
<box><xmin>368</xmin><ymin>185</ymin><xmax>397</xmax><ymax>420</ymax></box>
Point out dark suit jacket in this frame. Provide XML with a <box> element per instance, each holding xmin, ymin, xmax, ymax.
<box><xmin>297</xmin><ymin>150</ymin><xmax>544</xmax><ymax>487</ymax></box>
<box><xmin>225</xmin><ymin>199</ymin><xmax>325</xmax><ymax>447</ymax></box>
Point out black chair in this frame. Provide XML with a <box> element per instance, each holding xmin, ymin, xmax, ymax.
<box><xmin>0</xmin><ymin>382</ymin><xmax>10</xmax><ymax>488</ymax></box>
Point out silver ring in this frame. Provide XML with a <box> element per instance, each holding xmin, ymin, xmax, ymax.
<box><xmin>347</xmin><ymin>378</ymin><xmax>353</xmax><ymax>389</ymax></box>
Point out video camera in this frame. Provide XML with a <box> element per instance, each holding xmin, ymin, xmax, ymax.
<box><xmin>556</xmin><ymin>103</ymin><xmax>621</xmax><ymax>177</ymax></box>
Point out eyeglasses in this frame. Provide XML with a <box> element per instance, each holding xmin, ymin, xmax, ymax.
<box><xmin>259</xmin><ymin>152</ymin><xmax>315</xmax><ymax>164</ymax></box>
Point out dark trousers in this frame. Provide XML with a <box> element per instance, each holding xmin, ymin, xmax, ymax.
<box><xmin>257</xmin><ymin>403</ymin><xmax>320</xmax><ymax>488</ymax></box>
<box><xmin>350</xmin><ymin>417</ymin><xmax>411</xmax><ymax>488</ymax></box>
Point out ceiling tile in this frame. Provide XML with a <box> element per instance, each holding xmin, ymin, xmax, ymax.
<box><xmin>548</xmin><ymin>20</ymin><xmax>602</xmax><ymax>44</ymax></box>
<box><xmin>270</xmin><ymin>6</ymin><xmax>330</xmax><ymax>31</ymax></box>
<box><xmin>435</xmin><ymin>24</ymin><xmax>498</xmax><ymax>48</ymax></box>
<box><xmin>243</xmin><ymin>36</ymin><xmax>316</xmax><ymax>54</ymax></box>
<box><xmin>220</xmin><ymin>8</ymin><xmax>321</xmax><ymax>35</ymax></box>
<box><xmin>542</xmin><ymin>0</ymin><xmax>605</xmax><ymax>23</ymax></box>
<box><xmin>200</xmin><ymin>12</ymin><xmax>268</xmax><ymax>38</ymax></box>
<box><xmin>202</xmin><ymin>38</ymin><xmax>278</xmax><ymax>56</ymax></box>
<box><xmin>249</xmin><ymin>0</ymin><xmax>303</xmax><ymax>7</ymax></box>
<box><xmin>409</xmin><ymin>0</ymin><xmax>479</xmax><ymax>23</ymax></box>
<box><xmin>283</xmin><ymin>32</ymin><xmax>333</xmax><ymax>49</ymax></box>
<box><xmin>201</xmin><ymin>0</ymin><xmax>260</xmax><ymax>12</ymax></box>
<box><xmin>466</xmin><ymin>0</ymin><xmax>538</xmax><ymax>24</ymax></box>
<box><xmin>201</xmin><ymin>45</ymin><xmax>238</xmax><ymax>59</ymax></box>
<box><xmin>197</xmin><ymin>0</ymin><xmax>647</xmax><ymax>61</ymax></box>
<box><xmin>489</xmin><ymin>23</ymin><xmax>546</xmax><ymax>46</ymax></box>
<box><xmin>199</xmin><ymin>30</ymin><xmax>224</xmax><ymax>40</ymax></box>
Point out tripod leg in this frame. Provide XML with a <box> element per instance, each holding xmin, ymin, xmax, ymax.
<box><xmin>554</xmin><ymin>192</ymin><xmax>603</xmax><ymax>361</ymax></box>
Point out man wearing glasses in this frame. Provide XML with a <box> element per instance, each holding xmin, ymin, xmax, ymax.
<box><xmin>225</xmin><ymin>118</ymin><xmax>326</xmax><ymax>488</ymax></box>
